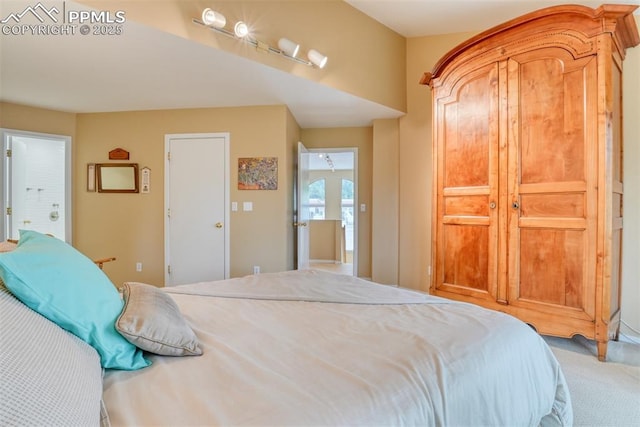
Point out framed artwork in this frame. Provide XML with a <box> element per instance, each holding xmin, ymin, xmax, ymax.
<box><xmin>238</xmin><ymin>157</ymin><xmax>278</xmax><ymax>190</ymax></box>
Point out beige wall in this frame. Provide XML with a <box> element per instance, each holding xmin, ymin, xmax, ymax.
<box><xmin>309</xmin><ymin>220</ymin><xmax>343</xmax><ymax>262</ymax></box>
<box><xmin>0</xmin><ymin>103</ymin><xmax>77</xmax><ymax>138</ymax></box>
<box><xmin>372</xmin><ymin>118</ymin><xmax>400</xmax><ymax>285</ymax></box>
<box><xmin>300</xmin><ymin>127</ymin><xmax>372</xmax><ymax>278</ymax></box>
<box><xmin>0</xmin><ymin>101</ymin><xmax>299</xmax><ymax>286</ymax></box>
<box><xmin>0</xmin><ymin>101</ymin><xmax>371</xmax><ymax>284</ymax></box>
<box><xmin>69</xmin><ymin>105</ymin><xmax>295</xmax><ymax>286</ymax></box>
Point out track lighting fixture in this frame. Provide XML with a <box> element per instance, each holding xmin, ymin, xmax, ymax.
<box><xmin>307</xmin><ymin>49</ymin><xmax>328</xmax><ymax>69</ymax></box>
<box><xmin>201</xmin><ymin>8</ymin><xmax>226</xmax><ymax>29</ymax></box>
<box><xmin>194</xmin><ymin>8</ymin><xmax>328</xmax><ymax>69</ymax></box>
<box><xmin>324</xmin><ymin>154</ymin><xmax>335</xmax><ymax>172</ymax></box>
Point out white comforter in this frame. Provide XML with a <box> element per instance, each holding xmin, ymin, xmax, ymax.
<box><xmin>103</xmin><ymin>269</ymin><xmax>572</xmax><ymax>426</ymax></box>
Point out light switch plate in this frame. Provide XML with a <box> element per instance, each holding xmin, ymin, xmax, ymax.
<box><xmin>231</xmin><ymin>202</ymin><xmax>238</xmax><ymax>211</ymax></box>
<box><xmin>243</xmin><ymin>202</ymin><xmax>253</xmax><ymax>211</ymax></box>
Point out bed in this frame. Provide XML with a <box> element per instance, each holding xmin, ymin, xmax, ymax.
<box><xmin>0</xmin><ymin>231</ymin><xmax>572</xmax><ymax>426</ymax></box>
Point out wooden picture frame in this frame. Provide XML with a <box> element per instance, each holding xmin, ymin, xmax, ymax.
<box><xmin>96</xmin><ymin>163</ymin><xmax>139</xmax><ymax>193</ymax></box>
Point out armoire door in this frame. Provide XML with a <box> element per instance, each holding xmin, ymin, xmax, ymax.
<box><xmin>433</xmin><ymin>62</ymin><xmax>502</xmax><ymax>302</ymax></box>
<box><xmin>506</xmin><ymin>48</ymin><xmax>599</xmax><ymax>330</ymax></box>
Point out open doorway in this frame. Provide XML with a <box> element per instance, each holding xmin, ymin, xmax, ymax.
<box><xmin>1</xmin><ymin>129</ymin><xmax>72</xmax><ymax>242</ymax></box>
<box><xmin>306</xmin><ymin>149</ymin><xmax>357</xmax><ymax>276</ymax></box>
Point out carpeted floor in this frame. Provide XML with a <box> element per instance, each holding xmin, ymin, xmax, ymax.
<box><xmin>544</xmin><ymin>335</ymin><xmax>640</xmax><ymax>427</ymax></box>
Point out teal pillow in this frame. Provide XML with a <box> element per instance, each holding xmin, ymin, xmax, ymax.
<box><xmin>0</xmin><ymin>230</ymin><xmax>149</xmax><ymax>370</ymax></box>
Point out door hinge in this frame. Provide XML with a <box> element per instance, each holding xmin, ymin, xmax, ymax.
<box><xmin>6</xmin><ymin>149</ymin><xmax>11</xmax><ymax>157</ymax></box>
<box><xmin>167</xmin><ymin>265</ymin><xmax>171</xmax><ymax>275</ymax></box>
<box><xmin>167</xmin><ymin>152</ymin><xmax>170</xmax><ymax>161</ymax></box>
<box><xmin>167</xmin><ymin>208</ymin><xmax>171</xmax><ymax>218</ymax></box>
<box><xmin>6</xmin><ymin>207</ymin><xmax>11</xmax><ymax>215</ymax></box>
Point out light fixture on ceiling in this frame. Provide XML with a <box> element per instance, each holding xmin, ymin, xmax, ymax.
<box><xmin>194</xmin><ymin>9</ymin><xmax>328</xmax><ymax>69</ymax></box>
<box><xmin>201</xmin><ymin>8</ymin><xmax>226</xmax><ymax>29</ymax></box>
<box><xmin>234</xmin><ymin>21</ymin><xmax>250</xmax><ymax>38</ymax></box>
<box><xmin>308</xmin><ymin>49</ymin><xmax>328</xmax><ymax>69</ymax></box>
<box><xmin>278</xmin><ymin>38</ymin><xmax>300</xmax><ymax>58</ymax></box>
<box><xmin>324</xmin><ymin>154</ymin><xmax>335</xmax><ymax>172</ymax></box>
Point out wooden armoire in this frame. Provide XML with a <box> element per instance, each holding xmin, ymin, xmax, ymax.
<box><xmin>421</xmin><ymin>4</ymin><xmax>639</xmax><ymax>361</ymax></box>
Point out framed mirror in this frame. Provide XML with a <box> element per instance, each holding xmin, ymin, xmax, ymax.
<box><xmin>96</xmin><ymin>163</ymin><xmax>139</xmax><ymax>193</ymax></box>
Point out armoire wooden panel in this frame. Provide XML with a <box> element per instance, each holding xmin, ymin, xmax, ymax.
<box><xmin>421</xmin><ymin>4</ymin><xmax>639</xmax><ymax>361</ymax></box>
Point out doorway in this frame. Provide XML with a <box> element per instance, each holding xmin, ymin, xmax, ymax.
<box><xmin>298</xmin><ymin>146</ymin><xmax>357</xmax><ymax>276</ymax></box>
<box><xmin>1</xmin><ymin>129</ymin><xmax>71</xmax><ymax>242</ymax></box>
<box><xmin>164</xmin><ymin>133</ymin><xmax>229</xmax><ymax>286</ymax></box>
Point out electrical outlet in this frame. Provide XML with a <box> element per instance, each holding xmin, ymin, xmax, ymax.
<box><xmin>136</xmin><ymin>262</ymin><xmax>142</xmax><ymax>272</ymax></box>
<box><xmin>253</xmin><ymin>266</ymin><xmax>260</xmax><ymax>275</ymax></box>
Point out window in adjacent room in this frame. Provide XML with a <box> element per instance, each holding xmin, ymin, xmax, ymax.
<box><xmin>308</xmin><ymin>178</ymin><xmax>325</xmax><ymax>219</ymax></box>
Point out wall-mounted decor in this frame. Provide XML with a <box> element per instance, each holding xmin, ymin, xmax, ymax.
<box><xmin>109</xmin><ymin>147</ymin><xmax>130</xmax><ymax>160</ymax></box>
<box><xmin>141</xmin><ymin>166</ymin><xmax>151</xmax><ymax>194</ymax></box>
<box><xmin>87</xmin><ymin>163</ymin><xmax>96</xmax><ymax>192</ymax></box>
<box><xmin>96</xmin><ymin>163</ymin><xmax>139</xmax><ymax>193</ymax></box>
<box><xmin>238</xmin><ymin>157</ymin><xmax>278</xmax><ymax>190</ymax></box>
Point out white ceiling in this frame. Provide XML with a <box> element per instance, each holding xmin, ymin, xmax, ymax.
<box><xmin>345</xmin><ymin>0</ymin><xmax>639</xmax><ymax>38</ymax></box>
<box><xmin>1</xmin><ymin>1</ymin><xmax>638</xmax><ymax>128</ymax></box>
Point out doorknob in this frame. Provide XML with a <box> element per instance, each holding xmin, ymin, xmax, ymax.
<box><xmin>215</xmin><ymin>222</ymin><xmax>223</xmax><ymax>228</ymax></box>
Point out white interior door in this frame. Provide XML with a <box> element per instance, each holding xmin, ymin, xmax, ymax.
<box><xmin>296</xmin><ymin>142</ymin><xmax>310</xmax><ymax>269</ymax></box>
<box><xmin>1</xmin><ymin>129</ymin><xmax>71</xmax><ymax>242</ymax></box>
<box><xmin>165</xmin><ymin>133</ymin><xmax>229</xmax><ymax>286</ymax></box>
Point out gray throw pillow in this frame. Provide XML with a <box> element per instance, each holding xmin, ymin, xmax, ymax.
<box><xmin>116</xmin><ymin>282</ymin><xmax>203</xmax><ymax>356</ymax></box>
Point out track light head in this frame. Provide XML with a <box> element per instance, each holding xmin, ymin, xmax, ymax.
<box><xmin>201</xmin><ymin>8</ymin><xmax>226</xmax><ymax>29</ymax></box>
<box><xmin>308</xmin><ymin>49</ymin><xmax>328</xmax><ymax>68</ymax></box>
<box><xmin>278</xmin><ymin>38</ymin><xmax>300</xmax><ymax>58</ymax></box>
<box><xmin>234</xmin><ymin>21</ymin><xmax>249</xmax><ymax>38</ymax></box>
